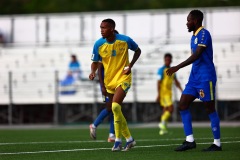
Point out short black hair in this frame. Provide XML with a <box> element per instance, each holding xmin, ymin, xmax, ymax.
<box><xmin>189</xmin><ymin>10</ymin><xmax>204</xmax><ymax>23</ymax></box>
<box><xmin>164</xmin><ymin>53</ymin><xmax>172</xmax><ymax>59</ymax></box>
<box><xmin>102</xmin><ymin>18</ymin><xmax>115</xmax><ymax>28</ymax></box>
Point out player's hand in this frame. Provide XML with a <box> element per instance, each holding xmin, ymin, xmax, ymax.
<box><xmin>122</xmin><ymin>66</ymin><xmax>131</xmax><ymax>75</ymax></box>
<box><xmin>166</xmin><ymin>66</ymin><xmax>179</xmax><ymax>76</ymax></box>
<box><xmin>89</xmin><ymin>72</ymin><xmax>96</xmax><ymax>80</ymax></box>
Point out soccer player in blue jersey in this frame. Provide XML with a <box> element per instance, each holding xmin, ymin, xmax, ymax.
<box><xmin>89</xmin><ymin>19</ymin><xmax>141</xmax><ymax>151</ymax></box>
<box><xmin>89</xmin><ymin>63</ymin><xmax>115</xmax><ymax>142</ymax></box>
<box><xmin>89</xmin><ymin>30</ymin><xmax>120</xmax><ymax>143</ymax></box>
<box><xmin>167</xmin><ymin>10</ymin><xmax>222</xmax><ymax>152</ymax></box>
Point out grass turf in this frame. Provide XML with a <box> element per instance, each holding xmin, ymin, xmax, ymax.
<box><xmin>0</xmin><ymin>126</ymin><xmax>240</xmax><ymax>160</ymax></box>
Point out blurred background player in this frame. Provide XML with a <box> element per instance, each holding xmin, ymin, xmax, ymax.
<box><xmin>89</xmin><ymin>19</ymin><xmax>141</xmax><ymax>151</ymax></box>
<box><xmin>89</xmin><ymin>30</ymin><xmax>120</xmax><ymax>142</ymax></box>
<box><xmin>167</xmin><ymin>10</ymin><xmax>222</xmax><ymax>152</ymax></box>
<box><xmin>156</xmin><ymin>53</ymin><xmax>182</xmax><ymax>135</ymax></box>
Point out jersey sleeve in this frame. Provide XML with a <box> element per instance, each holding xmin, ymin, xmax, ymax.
<box><xmin>157</xmin><ymin>67</ymin><xmax>164</xmax><ymax>80</ymax></box>
<box><xmin>198</xmin><ymin>30</ymin><xmax>211</xmax><ymax>47</ymax></box>
<box><xmin>127</xmin><ymin>37</ymin><xmax>139</xmax><ymax>51</ymax></box>
<box><xmin>91</xmin><ymin>42</ymin><xmax>101</xmax><ymax>62</ymax></box>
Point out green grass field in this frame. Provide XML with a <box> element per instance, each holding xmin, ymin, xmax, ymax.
<box><xmin>0</xmin><ymin>126</ymin><xmax>240</xmax><ymax>160</ymax></box>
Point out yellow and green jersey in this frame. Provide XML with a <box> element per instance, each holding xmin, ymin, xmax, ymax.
<box><xmin>91</xmin><ymin>34</ymin><xmax>139</xmax><ymax>93</ymax></box>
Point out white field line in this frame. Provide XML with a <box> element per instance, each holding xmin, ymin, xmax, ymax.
<box><xmin>0</xmin><ymin>141</ymin><xmax>239</xmax><ymax>155</ymax></box>
<box><xmin>0</xmin><ymin>136</ymin><xmax>239</xmax><ymax>146</ymax></box>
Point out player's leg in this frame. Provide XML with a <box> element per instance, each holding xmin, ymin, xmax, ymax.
<box><xmin>175</xmin><ymin>94</ymin><xmax>197</xmax><ymax>151</ymax></box>
<box><xmin>89</xmin><ymin>94</ymin><xmax>113</xmax><ymax>140</ymax></box>
<box><xmin>201</xmin><ymin>81</ymin><xmax>221</xmax><ymax>151</ymax></box>
<box><xmin>108</xmin><ymin>111</ymin><xmax>115</xmax><ymax>142</ymax></box>
<box><xmin>106</xmin><ymin>93</ymin><xmax>115</xmax><ymax>142</ymax></box>
<box><xmin>112</xmin><ymin>86</ymin><xmax>135</xmax><ymax>151</ymax></box>
<box><xmin>159</xmin><ymin>105</ymin><xmax>173</xmax><ymax>135</ymax></box>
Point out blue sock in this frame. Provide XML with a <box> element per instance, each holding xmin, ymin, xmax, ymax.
<box><xmin>180</xmin><ymin>109</ymin><xmax>193</xmax><ymax>136</ymax></box>
<box><xmin>209</xmin><ymin>112</ymin><xmax>220</xmax><ymax>139</ymax></box>
<box><xmin>93</xmin><ymin>108</ymin><xmax>109</xmax><ymax>127</ymax></box>
<box><xmin>109</xmin><ymin>112</ymin><xmax>115</xmax><ymax>134</ymax></box>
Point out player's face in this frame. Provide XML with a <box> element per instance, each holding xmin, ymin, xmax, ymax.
<box><xmin>164</xmin><ymin>57</ymin><xmax>172</xmax><ymax>67</ymax></box>
<box><xmin>100</xmin><ymin>22</ymin><xmax>113</xmax><ymax>38</ymax></box>
<box><xmin>186</xmin><ymin>14</ymin><xmax>196</xmax><ymax>32</ymax></box>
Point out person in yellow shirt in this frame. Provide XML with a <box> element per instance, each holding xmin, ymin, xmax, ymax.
<box><xmin>89</xmin><ymin>18</ymin><xmax>141</xmax><ymax>151</ymax></box>
<box><xmin>156</xmin><ymin>53</ymin><xmax>183</xmax><ymax>135</ymax></box>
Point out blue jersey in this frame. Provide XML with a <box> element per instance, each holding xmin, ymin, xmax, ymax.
<box><xmin>189</xmin><ymin>27</ymin><xmax>216</xmax><ymax>82</ymax></box>
<box><xmin>69</xmin><ymin>61</ymin><xmax>80</xmax><ymax>71</ymax></box>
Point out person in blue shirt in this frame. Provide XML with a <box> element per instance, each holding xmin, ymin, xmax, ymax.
<box><xmin>167</xmin><ymin>10</ymin><xmax>222</xmax><ymax>152</ymax></box>
<box><xmin>69</xmin><ymin>55</ymin><xmax>82</xmax><ymax>80</ymax></box>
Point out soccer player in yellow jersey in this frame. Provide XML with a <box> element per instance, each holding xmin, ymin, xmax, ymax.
<box><xmin>156</xmin><ymin>53</ymin><xmax>182</xmax><ymax>135</ymax></box>
<box><xmin>89</xmin><ymin>19</ymin><xmax>141</xmax><ymax>151</ymax></box>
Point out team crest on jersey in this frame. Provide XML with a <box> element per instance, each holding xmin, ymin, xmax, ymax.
<box><xmin>194</xmin><ymin>37</ymin><xmax>198</xmax><ymax>44</ymax></box>
<box><xmin>199</xmin><ymin>89</ymin><xmax>205</xmax><ymax>98</ymax></box>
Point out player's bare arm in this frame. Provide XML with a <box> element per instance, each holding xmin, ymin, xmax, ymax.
<box><xmin>89</xmin><ymin>62</ymin><xmax>98</xmax><ymax>80</ymax></box>
<box><xmin>98</xmin><ymin>62</ymin><xmax>107</xmax><ymax>96</ymax></box>
<box><xmin>174</xmin><ymin>78</ymin><xmax>183</xmax><ymax>92</ymax></box>
<box><xmin>122</xmin><ymin>48</ymin><xmax>141</xmax><ymax>75</ymax></box>
<box><xmin>166</xmin><ymin>46</ymin><xmax>205</xmax><ymax>76</ymax></box>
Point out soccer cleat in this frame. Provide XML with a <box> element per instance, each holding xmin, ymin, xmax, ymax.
<box><xmin>174</xmin><ymin>140</ymin><xmax>196</xmax><ymax>151</ymax></box>
<box><xmin>112</xmin><ymin>141</ymin><xmax>122</xmax><ymax>151</ymax></box>
<box><xmin>159</xmin><ymin>123</ymin><xmax>168</xmax><ymax>135</ymax></box>
<box><xmin>202</xmin><ymin>144</ymin><xmax>222</xmax><ymax>152</ymax></box>
<box><xmin>89</xmin><ymin>124</ymin><xmax>96</xmax><ymax>140</ymax></box>
<box><xmin>108</xmin><ymin>136</ymin><xmax>115</xmax><ymax>142</ymax></box>
<box><xmin>122</xmin><ymin>139</ymin><xmax>136</xmax><ymax>151</ymax></box>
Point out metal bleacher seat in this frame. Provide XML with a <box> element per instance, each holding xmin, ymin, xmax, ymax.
<box><xmin>0</xmin><ymin>41</ymin><xmax>240</xmax><ymax>104</ymax></box>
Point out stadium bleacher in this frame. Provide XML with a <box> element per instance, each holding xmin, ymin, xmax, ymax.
<box><xmin>0</xmin><ymin>41</ymin><xmax>239</xmax><ymax>104</ymax></box>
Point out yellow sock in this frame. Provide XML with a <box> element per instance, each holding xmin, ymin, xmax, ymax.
<box><xmin>112</xmin><ymin>102</ymin><xmax>131</xmax><ymax>140</ymax></box>
<box><xmin>112</xmin><ymin>102</ymin><xmax>122</xmax><ymax>139</ymax></box>
<box><xmin>121</xmin><ymin>114</ymin><xmax>131</xmax><ymax>139</ymax></box>
<box><xmin>161</xmin><ymin>111</ymin><xmax>171</xmax><ymax>123</ymax></box>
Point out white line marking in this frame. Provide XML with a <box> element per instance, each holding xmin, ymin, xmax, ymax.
<box><xmin>0</xmin><ymin>137</ymin><xmax>239</xmax><ymax>146</ymax></box>
<box><xmin>0</xmin><ymin>141</ymin><xmax>239</xmax><ymax>155</ymax></box>
<box><xmin>0</xmin><ymin>140</ymin><xmax>105</xmax><ymax>146</ymax></box>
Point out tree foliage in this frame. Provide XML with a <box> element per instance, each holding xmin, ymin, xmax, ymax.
<box><xmin>0</xmin><ymin>0</ymin><xmax>239</xmax><ymax>15</ymax></box>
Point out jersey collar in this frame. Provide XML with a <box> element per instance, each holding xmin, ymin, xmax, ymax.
<box><xmin>194</xmin><ymin>26</ymin><xmax>204</xmax><ymax>36</ymax></box>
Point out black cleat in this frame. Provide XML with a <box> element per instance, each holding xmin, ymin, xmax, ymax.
<box><xmin>202</xmin><ymin>144</ymin><xmax>222</xmax><ymax>152</ymax></box>
<box><xmin>175</xmin><ymin>141</ymin><xmax>196</xmax><ymax>151</ymax></box>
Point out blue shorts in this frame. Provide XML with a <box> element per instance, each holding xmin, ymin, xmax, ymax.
<box><xmin>182</xmin><ymin>81</ymin><xmax>216</xmax><ymax>102</ymax></box>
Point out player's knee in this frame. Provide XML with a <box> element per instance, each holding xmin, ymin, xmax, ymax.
<box><xmin>106</xmin><ymin>103</ymin><xmax>112</xmax><ymax>111</ymax></box>
<box><xmin>178</xmin><ymin>101</ymin><xmax>188</xmax><ymax>111</ymax></box>
<box><xmin>112</xmin><ymin>102</ymin><xmax>121</xmax><ymax>113</ymax></box>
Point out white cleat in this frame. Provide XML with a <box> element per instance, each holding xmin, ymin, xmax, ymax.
<box><xmin>89</xmin><ymin>124</ymin><xmax>96</xmax><ymax>140</ymax></box>
<box><xmin>122</xmin><ymin>139</ymin><xmax>136</xmax><ymax>151</ymax></box>
<box><xmin>112</xmin><ymin>141</ymin><xmax>122</xmax><ymax>151</ymax></box>
<box><xmin>108</xmin><ymin>136</ymin><xmax>115</xmax><ymax>142</ymax></box>
<box><xmin>159</xmin><ymin>123</ymin><xmax>168</xmax><ymax>135</ymax></box>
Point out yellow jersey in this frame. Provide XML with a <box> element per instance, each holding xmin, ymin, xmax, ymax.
<box><xmin>157</xmin><ymin>65</ymin><xmax>176</xmax><ymax>106</ymax></box>
<box><xmin>91</xmin><ymin>34</ymin><xmax>139</xmax><ymax>93</ymax></box>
